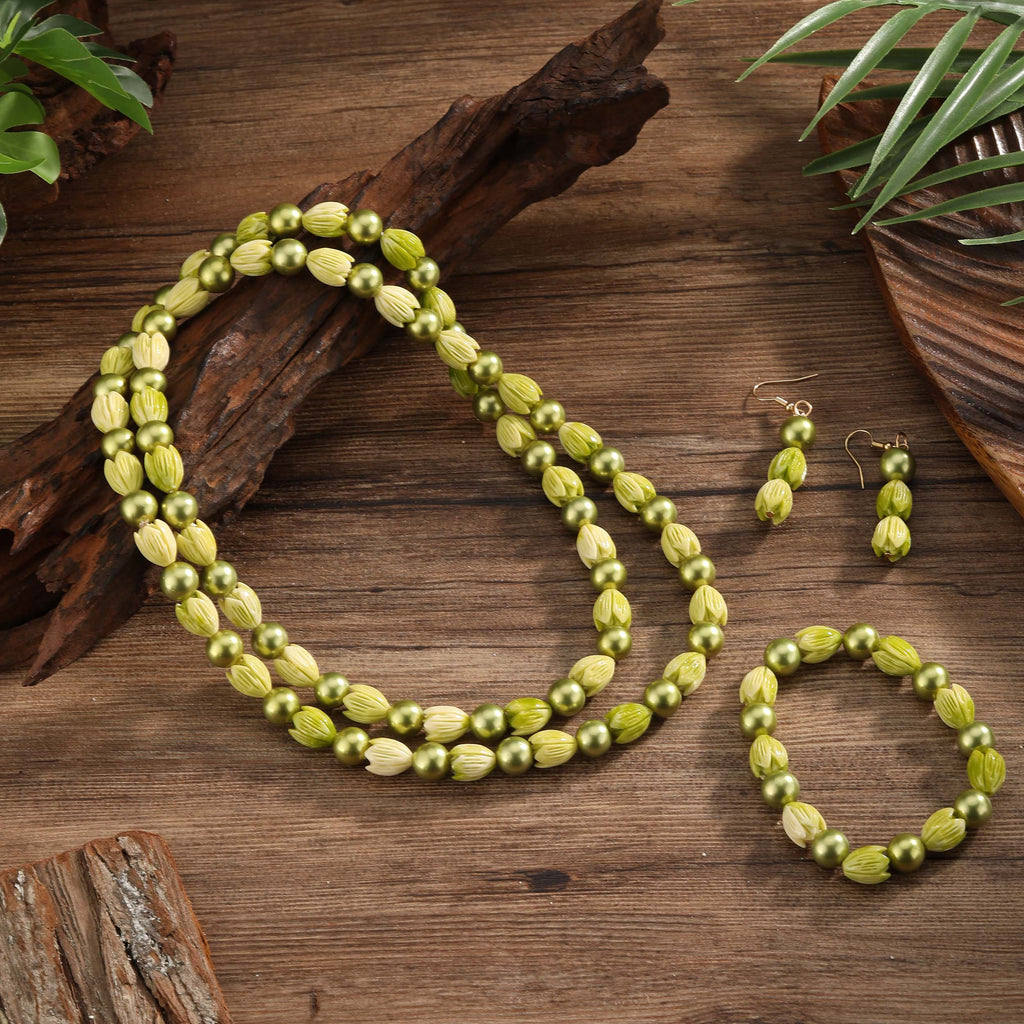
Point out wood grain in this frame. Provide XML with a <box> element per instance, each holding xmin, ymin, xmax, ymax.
<box><xmin>0</xmin><ymin>2</ymin><xmax>1022</xmax><ymax>1023</ymax></box>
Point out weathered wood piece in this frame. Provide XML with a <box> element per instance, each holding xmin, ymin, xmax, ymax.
<box><xmin>0</xmin><ymin>831</ymin><xmax>232</xmax><ymax>1023</ymax></box>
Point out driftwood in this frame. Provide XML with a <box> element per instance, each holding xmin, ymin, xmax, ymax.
<box><xmin>0</xmin><ymin>831</ymin><xmax>232</xmax><ymax>1023</ymax></box>
<box><xmin>817</xmin><ymin>78</ymin><xmax>1024</xmax><ymax>515</ymax></box>
<box><xmin>0</xmin><ymin>0</ymin><xmax>669</xmax><ymax>684</ymax></box>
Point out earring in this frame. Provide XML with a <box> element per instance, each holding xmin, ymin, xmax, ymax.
<box><xmin>845</xmin><ymin>429</ymin><xmax>915</xmax><ymax>562</ymax></box>
<box><xmin>751</xmin><ymin>374</ymin><xmax>819</xmax><ymax>526</ymax></box>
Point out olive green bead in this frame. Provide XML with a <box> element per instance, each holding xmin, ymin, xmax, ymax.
<box><xmin>562</xmin><ymin>496</ymin><xmax>598</xmax><ymax>532</ymax></box>
<box><xmin>412</xmin><ymin>741</ymin><xmax>449</xmax><ymax>781</ymax></box>
<box><xmin>252</xmin><ymin>621</ymin><xmax>289</xmax><ymax>658</ymax></box>
<box><xmin>521</xmin><ymin>440</ymin><xmax>556</xmax><ymax>476</ymax></box>
<box><xmin>387</xmin><ymin>699</ymin><xmax>424</xmax><ymax>737</ymax></box>
<box><xmin>101</xmin><ymin>427</ymin><xmax>135</xmax><ymax>458</ymax></box>
<box><xmin>597</xmin><ymin>626</ymin><xmax>632</xmax><ymax>660</ymax></box>
<box><xmin>201</xmin><ymin>559</ymin><xmax>238</xmax><ymax>598</ymax></box>
<box><xmin>843</xmin><ymin>622</ymin><xmax>879</xmax><ymax>660</ymax></box>
<box><xmin>314</xmin><ymin>672</ymin><xmax>350</xmax><ymax>709</ymax></box>
<box><xmin>141</xmin><ymin>307</ymin><xmax>177</xmax><ymax>340</ymax></box>
<box><xmin>206</xmin><ymin>629</ymin><xmax>243</xmax><ymax>667</ymax></box>
<box><xmin>346</xmin><ymin>208</ymin><xmax>383</xmax><ymax>245</ymax></box>
<box><xmin>405</xmin><ymin>307</ymin><xmax>442</xmax><ymax>343</ymax></box>
<box><xmin>160</xmin><ymin>561</ymin><xmax>199</xmax><ymax>601</ymax></box>
<box><xmin>811</xmin><ymin>828</ymin><xmax>850</xmax><ymax>869</ymax></box>
<box><xmin>677</xmin><ymin>554</ymin><xmax>715</xmax><ymax>590</ymax></box>
<box><xmin>333</xmin><ymin>726</ymin><xmax>370</xmax><ymax>764</ymax></box>
<box><xmin>529</xmin><ymin>399</ymin><xmax>566</xmax><ymax>434</ymax></box>
<box><xmin>588</xmin><ymin>446</ymin><xmax>624</xmax><ymax>482</ymax></box>
<box><xmin>764</xmin><ymin>637</ymin><xmax>801</xmax><ymax>676</ymax></box>
<box><xmin>117</xmin><ymin>331</ymin><xmax>139</xmax><ymax>348</ymax></box>
<box><xmin>136</xmin><ymin>421</ymin><xmax>174</xmax><ymax>453</ymax></box>
<box><xmin>761</xmin><ymin>770</ymin><xmax>800</xmax><ymax>807</ymax></box>
<box><xmin>467</xmin><ymin>351</ymin><xmax>503</xmax><ymax>385</ymax></box>
<box><xmin>153</xmin><ymin>283</ymin><xmax>175</xmax><ymax>306</ymax></box>
<box><xmin>270</xmin><ymin>238</ymin><xmax>307</xmax><ymax>276</ymax></box>
<box><xmin>887</xmin><ymin>833</ymin><xmax>926</xmax><ymax>872</ymax></box>
<box><xmin>347</xmin><ymin>262</ymin><xmax>383</xmax><ymax>298</ymax></box>
<box><xmin>496</xmin><ymin>736</ymin><xmax>533</xmax><ymax>776</ymax></box>
<box><xmin>779</xmin><ymin>415</ymin><xmax>816</xmax><ymax>449</ymax></box>
<box><xmin>640</xmin><ymin>496</ymin><xmax>677</xmax><ymax>532</ymax></box>
<box><xmin>547</xmin><ymin>678</ymin><xmax>587</xmax><ymax>717</ymax></box>
<box><xmin>880</xmin><ymin>447</ymin><xmax>916</xmax><ymax>483</ymax></box>
<box><xmin>120</xmin><ymin>489</ymin><xmax>159</xmax><ymax>526</ymax></box>
<box><xmin>644</xmin><ymin>678</ymin><xmax>682</xmax><ymax>718</ymax></box>
<box><xmin>472</xmin><ymin>389</ymin><xmax>505</xmax><ymax>423</ymax></box>
<box><xmin>94</xmin><ymin>373</ymin><xmax>127</xmax><ymax>397</ymax></box>
<box><xmin>576</xmin><ymin>719</ymin><xmax>612</xmax><ymax>757</ymax></box>
<box><xmin>210</xmin><ymin>232</ymin><xmax>237</xmax><ymax>257</ymax></box>
<box><xmin>957</xmin><ymin>721</ymin><xmax>994</xmax><ymax>756</ymax></box>
<box><xmin>263</xmin><ymin>686</ymin><xmax>301</xmax><ymax>725</ymax></box>
<box><xmin>161</xmin><ymin>490</ymin><xmax>198</xmax><ymax>530</ymax></box>
<box><xmin>450</xmin><ymin>322</ymin><xmax>466</xmax><ymax>333</ymax></box>
<box><xmin>688</xmin><ymin>622</ymin><xmax>724</xmax><ymax>658</ymax></box>
<box><xmin>130</xmin><ymin>368</ymin><xmax>167</xmax><ymax>393</ymax></box>
<box><xmin>590</xmin><ymin>558</ymin><xmax>627</xmax><ymax>592</ymax></box>
<box><xmin>953</xmin><ymin>788</ymin><xmax>993</xmax><ymax>828</ymax></box>
<box><xmin>470</xmin><ymin>703</ymin><xmax>507</xmax><ymax>742</ymax></box>
<box><xmin>407</xmin><ymin>256</ymin><xmax>440</xmax><ymax>291</ymax></box>
<box><xmin>197</xmin><ymin>254</ymin><xmax>235</xmax><ymax>293</ymax></box>
<box><xmin>267</xmin><ymin>202</ymin><xmax>303</xmax><ymax>238</ymax></box>
<box><xmin>740</xmin><ymin>702</ymin><xmax>776</xmax><ymax>738</ymax></box>
<box><xmin>912</xmin><ymin>662</ymin><xmax>951</xmax><ymax>701</ymax></box>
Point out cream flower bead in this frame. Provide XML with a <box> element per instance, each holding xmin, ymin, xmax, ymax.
<box><xmin>230</xmin><ymin>239</ymin><xmax>274</xmax><ymax>276</ymax></box>
<box><xmin>365</xmin><ymin>738</ymin><xmax>413</xmax><ymax>776</ymax></box>
<box><xmin>162</xmin><ymin>276</ymin><xmax>210</xmax><ymax>319</ymax></box>
<box><xmin>423</xmin><ymin>705</ymin><xmax>470</xmax><ymax>743</ymax></box>
<box><xmin>288</xmin><ymin>706</ymin><xmax>337</xmax><ymax>748</ymax></box>
<box><xmin>225</xmin><ymin>654</ymin><xmax>273</xmax><ymax>697</ymax></box>
<box><xmin>613</xmin><ymin>472</ymin><xmax>656</xmax><ymax>513</ymax></box>
<box><xmin>100</xmin><ymin>345</ymin><xmax>134</xmax><ymax>376</ymax></box>
<box><xmin>739</xmin><ymin>666</ymin><xmax>777</xmax><ymax>706</ymax></box>
<box><xmin>449</xmin><ymin>743</ymin><xmax>497</xmax><ymax>781</ymax></box>
<box><xmin>134</xmin><ymin>520</ymin><xmax>178</xmax><ymax>566</ymax></box>
<box><xmin>176</xmin><ymin>520</ymin><xmax>218</xmax><ymax>565</ymax></box>
<box><xmin>541</xmin><ymin>465</ymin><xmax>584</xmax><ymax>507</ymax></box>
<box><xmin>131</xmin><ymin>387</ymin><xmax>168</xmax><ymax>427</ymax></box>
<box><xmin>374</xmin><ymin>285</ymin><xmax>419</xmax><ymax>326</ymax></box>
<box><xmin>219</xmin><ymin>582</ymin><xmax>263</xmax><ymax>630</ymax></box>
<box><xmin>131</xmin><ymin>331</ymin><xmax>170</xmax><ymax>371</ymax></box>
<box><xmin>274</xmin><ymin>644</ymin><xmax>320</xmax><ymax>687</ymax></box>
<box><xmin>593</xmin><ymin>590</ymin><xmax>631</xmax><ymax>631</ymax></box>
<box><xmin>175</xmin><ymin>591</ymin><xmax>220</xmax><ymax>638</ymax></box>
<box><xmin>422</xmin><ymin>286</ymin><xmax>456</xmax><ymax>328</ymax></box>
<box><xmin>435</xmin><ymin>329</ymin><xmax>480</xmax><ymax>369</ymax></box>
<box><xmin>568</xmin><ymin>654</ymin><xmax>615</xmax><ymax>697</ymax></box>
<box><xmin>145</xmin><ymin>445</ymin><xmax>184</xmax><ymax>492</ymax></box>
<box><xmin>301</xmin><ymin>201</ymin><xmax>349</xmax><ymax>237</ymax></box>
<box><xmin>103</xmin><ymin>451</ymin><xmax>144</xmax><ymax>495</ymax></box>
<box><xmin>343</xmin><ymin>683</ymin><xmax>391</xmax><ymax>724</ymax></box>
<box><xmin>530</xmin><ymin>730</ymin><xmax>577</xmax><ymax>768</ymax></box>
<box><xmin>91</xmin><ymin>392</ymin><xmax>130</xmax><ymax>432</ymax></box>
<box><xmin>179</xmin><ymin>248</ymin><xmax>210</xmax><ymax>278</ymax></box>
<box><xmin>576</xmin><ymin>524</ymin><xmax>616</xmax><ymax>568</ymax></box>
<box><xmin>498</xmin><ymin>373</ymin><xmax>541</xmax><ymax>414</ymax></box>
<box><xmin>781</xmin><ymin>801</ymin><xmax>827</xmax><ymax>848</ymax></box>
<box><xmin>496</xmin><ymin>415</ymin><xmax>536</xmax><ymax>457</ymax></box>
<box><xmin>688</xmin><ymin>585</ymin><xmax>727</xmax><ymax>626</ymax></box>
<box><xmin>748</xmin><ymin>734</ymin><xmax>788</xmax><ymax>779</ymax></box>
<box><xmin>660</xmin><ymin>522</ymin><xmax>701</xmax><ymax>566</ymax></box>
<box><xmin>306</xmin><ymin>248</ymin><xmax>354</xmax><ymax>287</ymax></box>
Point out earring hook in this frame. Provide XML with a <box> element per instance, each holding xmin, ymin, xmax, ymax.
<box><xmin>751</xmin><ymin>373</ymin><xmax>819</xmax><ymax>417</ymax></box>
<box><xmin>845</xmin><ymin>428</ymin><xmax>911</xmax><ymax>489</ymax></box>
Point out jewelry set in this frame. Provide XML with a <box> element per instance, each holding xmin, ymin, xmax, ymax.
<box><xmin>84</xmin><ymin>200</ymin><xmax>1004</xmax><ymax>886</ymax></box>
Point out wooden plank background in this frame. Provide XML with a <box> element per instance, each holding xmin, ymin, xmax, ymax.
<box><xmin>1</xmin><ymin>1</ymin><xmax>1022</xmax><ymax>1021</ymax></box>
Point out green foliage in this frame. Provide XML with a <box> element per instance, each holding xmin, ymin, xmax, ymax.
<box><xmin>0</xmin><ymin>0</ymin><xmax>154</xmax><ymax>244</ymax></box>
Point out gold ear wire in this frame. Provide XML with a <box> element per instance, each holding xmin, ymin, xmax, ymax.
<box><xmin>845</xmin><ymin>429</ymin><xmax>911</xmax><ymax>489</ymax></box>
<box><xmin>752</xmin><ymin>373</ymin><xmax>819</xmax><ymax>417</ymax></box>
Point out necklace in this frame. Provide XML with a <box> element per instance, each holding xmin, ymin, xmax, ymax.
<box><xmin>89</xmin><ymin>201</ymin><xmax>728</xmax><ymax>781</ymax></box>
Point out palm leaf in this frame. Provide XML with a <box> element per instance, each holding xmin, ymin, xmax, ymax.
<box><xmin>754</xmin><ymin>46</ymin><xmax>990</xmax><ymax>72</ymax></box>
<box><xmin>874</xmin><ymin>179</ymin><xmax>1024</xmax><ymax>221</ymax></box>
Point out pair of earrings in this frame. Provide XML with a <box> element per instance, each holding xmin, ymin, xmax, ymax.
<box><xmin>751</xmin><ymin>374</ymin><xmax>916</xmax><ymax>563</ymax></box>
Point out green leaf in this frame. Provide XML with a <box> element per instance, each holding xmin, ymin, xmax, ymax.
<box><xmin>753</xmin><ymin>46</ymin><xmax>991</xmax><ymax>72</ymax></box>
<box><xmin>22</xmin><ymin>15</ymin><xmax>100</xmax><ymax>40</ymax></box>
<box><xmin>874</xmin><ymin>180</ymin><xmax>1024</xmax><ymax>223</ymax></box>
<box><xmin>1000</xmin><ymin>292</ymin><xmax>1024</xmax><ymax>303</ymax></box>
<box><xmin>838</xmin><ymin>77</ymin><xmax>964</xmax><ymax>101</ymax></box>
<box><xmin>803</xmin><ymin>113</ymin><xmax>929</xmax><ymax>175</ymax></box>
<box><xmin>83</xmin><ymin>41</ymin><xmax>135</xmax><ymax>63</ymax></box>
<box><xmin>0</xmin><ymin>85</ymin><xmax>41</xmax><ymax>127</ymax></box>
<box><xmin>0</xmin><ymin>54</ymin><xmax>27</xmax><ymax>81</ymax></box>
<box><xmin>0</xmin><ymin>125</ymin><xmax>59</xmax><ymax>179</ymax></box>
<box><xmin>964</xmin><ymin>227</ymin><xmax>1024</xmax><ymax>244</ymax></box>
<box><xmin>0</xmin><ymin>198</ymin><xmax>6</xmax><ymax>246</ymax></box>
<box><xmin>108</xmin><ymin>64</ymin><xmax>153</xmax><ymax>108</ymax></box>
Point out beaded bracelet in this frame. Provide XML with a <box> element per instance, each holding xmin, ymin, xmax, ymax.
<box><xmin>738</xmin><ymin>623</ymin><xmax>1005</xmax><ymax>884</ymax></box>
<box><xmin>89</xmin><ymin>201</ymin><xmax>730</xmax><ymax>780</ymax></box>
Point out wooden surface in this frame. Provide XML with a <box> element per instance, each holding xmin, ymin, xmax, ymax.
<box><xmin>1</xmin><ymin>2</ymin><xmax>1022</xmax><ymax>1022</ymax></box>
<box><xmin>0</xmin><ymin>831</ymin><xmax>233</xmax><ymax>1023</ymax></box>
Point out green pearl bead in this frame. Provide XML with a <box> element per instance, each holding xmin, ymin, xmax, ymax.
<box><xmin>576</xmin><ymin>719</ymin><xmax>612</xmax><ymax>757</ymax></box>
<box><xmin>597</xmin><ymin>626</ymin><xmax>632</xmax><ymax>660</ymax></box>
<box><xmin>688</xmin><ymin>622</ymin><xmax>724</xmax><ymax>658</ymax></box>
<box><xmin>405</xmin><ymin>307</ymin><xmax>441</xmax><ymax>343</ymax></box>
<box><xmin>529</xmin><ymin>399</ymin><xmax>565</xmax><ymax>434</ymax></box>
<box><xmin>130</xmin><ymin>368</ymin><xmax>167</xmax><ymax>394</ymax></box>
<box><xmin>263</xmin><ymin>686</ymin><xmax>301</xmax><ymax>725</ymax></box>
<box><xmin>811</xmin><ymin>828</ymin><xmax>850</xmax><ymax>869</ymax></box>
<box><xmin>197</xmin><ymin>254</ymin><xmax>235</xmax><ymax>293</ymax></box>
<box><xmin>333</xmin><ymin>726</ymin><xmax>370</xmax><ymax>764</ymax></box>
<box><xmin>120</xmin><ymin>489</ymin><xmax>159</xmax><ymax>526</ymax></box>
<box><xmin>210</xmin><ymin>232</ymin><xmax>237</xmax><ymax>257</ymax></box>
<box><xmin>880</xmin><ymin>447</ymin><xmax>916</xmax><ymax>483</ymax></box>
<box><xmin>141</xmin><ymin>307</ymin><xmax>177</xmax><ymax>340</ymax></box>
<box><xmin>270</xmin><ymin>238</ymin><xmax>307</xmax><ymax>275</ymax></box>
<box><xmin>588</xmin><ymin>446</ymin><xmax>624</xmax><ymax>482</ymax></box>
<box><xmin>387</xmin><ymin>699</ymin><xmax>424</xmax><ymax>737</ymax></box>
<box><xmin>117</xmin><ymin>331</ymin><xmax>139</xmax><ymax>348</ymax></box>
<box><xmin>450</xmin><ymin>321</ymin><xmax>466</xmax><ymax>333</ymax></box>
<box><xmin>761</xmin><ymin>770</ymin><xmax>800</xmax><ymax>807</ymax></box>
<box><xmin>153</xmin><ymin>283</ymin><xmax>175</xmax><ymax>306</ymax></box>
<box><xmin>252</xmin><ymin>621</ymin><xmax>289</xmax><ymax>658</ymax></box>
<box><xmin>521</xmin><ymin>440</ymin><xmax>556</xmax><ymax>476</ymax></box>
<box><xmin>412</xmin><ymin>741</ymin><xmax>449</xmax><ymax>781</ymax></box>
<box><xmin>843</xmin><ymin>622</ymin><xmax>879</xmax><ymax>660</ymax></box>
<box><xmin>678</xmin><ymin>553</ymin><xmax>715</xmax><ymax>590</ymax></box>
<box><xmin>953</xmin><ymin>788</ymin><xmax>993</xmax><ymax>828</ymax></box>
<box><xmin>406</xmin><ymin>256</ymin><xmax>440</xmax><ymax>291</ymax></box>
<box><xmin>267</xmin><ymin>202</ymin><xmax>303</xmax><ymax>238</ymax></box>
<box><xmin>472</xmin><ymin>389</ymin><xmax>504</xmax><ymax>423</ymax></box>
<box><xmin>470</xmin><ymin>703</ymin><xmax>507</xmax><ymax>742</ymax></box>
<box><xmin>346</xmin><ymin>208</ymin><xmax>383</xmax><ymax>245</ymax></box>
<box><xmin>314</xmin><ymin>672</ymin><xmax>350</xmax><ymax>709</ymax></box>
<box><xmin>101</xmin><ymin>427</ymin><xmax>135</xmax><ymax>458</ymax></box>
<box><xmin>640</xmin><ymin>496</ymin><xmax>677</xmax><ymax>532</ymax></box>
<box><xmin>740</xmin><ymin>702</ymin><xmax>776</xmax><ymax>738</ymax></box>
<box><xmin>94</xmin><ymin>373</ymin><xmax>127</xmax><ymax>397</ymax></box>
<box><xmin>161</xmin><ymin>490</ymin><xmax>198</xmax><ymax>530</ymax></box>
<box><xmin>467</xmin><ymin>351</ymin><xmax>503</xmax><ymax>385</ymax></box>
<box><xmin>561</xmin><ymin>496</ymin><xmax>598</xmax><ymax>532</ymax></box>
<box><xmin>590</xmin><ymin>558</ymin><xmax>627</xmax><ymax>591</ymax></box>
<box><xmin>160</xmin><ymin>561</ymin><xmax>199</xmax><ymax>601</ymax></box>
<box><xmin>201</xmin><ymin>559</ymin><xmax>238</xmax><ymax>598</ymax></box>
<box><xmin>780</xmin><ymin>415</ymin><xmax>816</xmax><ymax>449</ymax></box>
<box><xmin>136</xmin><ymin>421</ymin><xmax>174</xmax><ymax>453</ymax></box>
<box><xmin>912</xmin><ymin>662</ymin><xmax>951</xmax><ymax>701</ymax></box>
<box><xmin>887</xmin><ymin>833</ymin><xmax>926</xmax><ymax>872</ymax></box>
<box><xmin>644</xmin><ymin>678</ymin><xmax>682</xmax><ymax>718</ymax></box>
<box><xmin>547</xmin><ymin>678</ymin><xmax>586</xmax><ymax>717</ymax></box>
<box><xmin>764</xmin><ymin>637</ymin><xmax>801</xmax><ymax>676</ymax></box>
<box><xmin>347</xmin><ymin>262</ymin><xmax>383</xmax><ymax>298</ymax></box>
<box><xmin>957</xmin><ymin>721</ymin><xmax>994</xmax><ymax>756</ymax></box>
<box><xmin>206</xmin><ymin>629</ymin><xmax>243</xmax><ymax>667</ymax></box>
<box><xmin>496</xmin><ymin>736</ymin><xmax>532</xmax><ymax>776</ymax></box>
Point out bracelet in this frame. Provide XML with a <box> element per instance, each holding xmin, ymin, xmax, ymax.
<box><xmin>89</xmin><ymin>202</ymin><xmax>730</xmax><ymax>780</ymax></box>
<box><xmin>739</xmin><ymin>623</ymin><xmax>1005</xmax><ymax>884</ymax></box>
